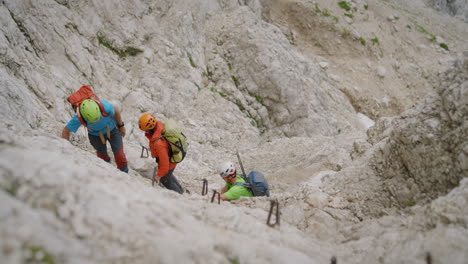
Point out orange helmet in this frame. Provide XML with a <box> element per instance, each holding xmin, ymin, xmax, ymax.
<box><xmin>139</xmin><ymin>113</ymin><xmax>157</xmax><ymax>131</ymax></box>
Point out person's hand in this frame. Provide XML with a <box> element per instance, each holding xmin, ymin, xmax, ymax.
<box><xmin>220</xmin><ymin>194</ymin><xmax>229</xmax><ymax>201</ymax></box>
<box><xmin>119</xmin><ymin>126</ymin><xmax>126</xmax><ymax>137</ymax></box>
<box><xmin>151</xmin><ymin>174</ymin><xmax>160</xmax><ymax>186</ymax></box>
<box><xmin>62</xmin><ymin>126</ymin><xmax>71</xmax><ymax>140</ymax></box>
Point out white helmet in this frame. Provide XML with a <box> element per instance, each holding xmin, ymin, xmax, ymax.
<box><xmin>218</xmin><ymin>161</ymin><xmax>236</xmax><ymax>178</ymax></box>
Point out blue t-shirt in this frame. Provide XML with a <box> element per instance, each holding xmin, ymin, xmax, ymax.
<box><xmin>67</xmin><ymin>100</ymin><xmax>116</xmax><ymax>136</ymax></box>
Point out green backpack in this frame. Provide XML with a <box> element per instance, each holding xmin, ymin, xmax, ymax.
<box><xmin>162</xmin><ymin>119</ymin><xmax>188</xmax><ymax>163</ymax></box>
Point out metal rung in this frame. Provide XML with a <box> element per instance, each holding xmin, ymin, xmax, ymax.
<box><xmin>152</xmin><ymin>167</ymin><xmax>157</xmax><ymax>187</ymax></box>
<box><xmin>141</xmin><ymin>146</ymin><xmax>149</xmax><ymax>158</ymax></box>
<box><xmin>426</xmin><ymin>252</ymin><xmax>432</xmax><ymax>264</ymax></box>
<box><xmin>267</xmin><ymin>200</ymin><xmax>280</xmax><ymax>227</ymax></box>
<box><xmin>202</xmin><ymin>179</ymin><xmax>208</xmax><ymax>196</ymax></box>
<box><xmin>211</xmin><ymin>190</ymin><xmax>220</xmax><ymax>204</ymax></box>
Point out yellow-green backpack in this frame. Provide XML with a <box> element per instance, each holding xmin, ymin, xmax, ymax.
<box><xmin>162</xmin><ymin>119</ymin><xmax>188</xmax><ymax>163</ymax></box>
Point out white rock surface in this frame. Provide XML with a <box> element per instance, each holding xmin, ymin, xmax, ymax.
<box><xmin>0</xmin><ymin>0</ymin><xmax>467</xmax><ymax>263</ymax></box>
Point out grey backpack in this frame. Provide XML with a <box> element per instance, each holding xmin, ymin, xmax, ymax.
<box><xmin>234</xmin><ymin>171</ymin><xmax>270</xmax><ymax>197</ymax></box>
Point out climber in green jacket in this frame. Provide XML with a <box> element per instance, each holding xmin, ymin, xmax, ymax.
<box><xmin>218</xmin><ymin>161</ymin><xmax>253</xmax><ymax>201</ymax></box>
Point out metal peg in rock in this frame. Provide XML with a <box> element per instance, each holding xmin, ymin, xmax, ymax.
<box><xmin>211</xmin><ymin>189</ymin><xmax>220</xmax><ymax>204</ymax></box>
<box><xmin>152</xmin><ymin>167</ymin><xmax>157</xmax><ymax>187</ymax></box>
<box><xmin>140</xmin><ymin>146</ymin><xmax>149</xmax><ymax>158</ymax></box>
<box><xmin>202</xmin><ymin>179</ymin><xmax>208</xmax><ymax>196</ymax></box>
<box><xmin>426</xmin><ymin>252</ymin><xmax>432</xmax><ymax>264</ymax></box>
<box><xmin>267</xmin><ymin>200</ymin><xmax>280</xmax><ymax>227</ymax></box>
<box><xmin>331</xmin><ymin>256</ymin><xmax>337</xmax><ymax>264</ymax></box>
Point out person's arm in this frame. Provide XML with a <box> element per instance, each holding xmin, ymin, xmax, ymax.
<box><xmin>62</xmin><ymin>115</ymin><xmax>81</xmax><ymax>140</ymax></box>
<box><xmin>220</xmin><ymin>193</ymin><xmax>230</xmax><ymax>201</ymax></box>
<box><xmin>156</xmin><ymin>142</ymin><xmax>170</xmax><ymax>177</ymax></box>
<box><xmin>220</xmin><ymin>185</ymin><xmax>233</xmax><ymax>201</ymax></box>
<box><xmin>114</xmin><ymin>107</ymin><xmax>126</xmax><ymax>137</ymax></box>
<box><xmin>221</xmin><ymin>186</ymin><xmax>244</xmax><ymax>201</ymax></box>
<box><xmin>62</xmin><ymin>126</ymin><xmax>72</xmax><ymax>140</ymax></box>
<box><xmin>220</xmin><ymin>186</ymin><xmax>228</xmax><ymax>194</ymax></box>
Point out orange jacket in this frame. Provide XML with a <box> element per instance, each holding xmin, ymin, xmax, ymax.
<box><xmin>145</xmin><ymin>121</ymin><xmax>177</xmax><ymax>177</ymax></box>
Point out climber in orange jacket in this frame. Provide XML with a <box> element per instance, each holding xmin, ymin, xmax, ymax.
<box><xmin>139</xmin><ymin>113</ymin><xmax>184</xmax><ymax>194</ymax></box>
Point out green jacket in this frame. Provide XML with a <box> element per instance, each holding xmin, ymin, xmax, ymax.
<box><xmin>225</xmin><ymin>176</ymin><xmax>253</xmax><ymax>200</ymax></box>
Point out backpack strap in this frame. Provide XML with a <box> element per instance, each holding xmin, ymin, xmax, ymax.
<box><xmin>233</xmin><ymin>182</ymin><xmax>254</xmax><ymax>196</ymax></box>
<box><xmin>98</xmin><ymin>131</ymin><xmax>106</xmax><ymax>144</ymax></box>
<box><xmin>95</xmin><ymin>100</ymin><xmax>109</xmax><ymax>117</ymax></box>
<box><xmin>238</xmin><ymin>174</ymin><xmax>248</xmax><ymax>183</ymax></box>
<box><xmin>233</xmin><ymin>174</ymin><xmax>250</xmax><ymax>188</ymax></box>
<box><xmin>77</xmin><ymin>110</ymin><xmax>88</xmax><ymax>127</ymax></box>
<box><xmin>233</xmin><ymin>182</ymin><xmax>251</xmax><ymax>188</ymax></box>
<box><xmin>152</xmin><ymin>135</ymin><xmax>165</xmax><ymax>143</ymax></box>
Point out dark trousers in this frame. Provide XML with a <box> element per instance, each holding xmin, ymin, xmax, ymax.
<box><xmin>160</xmin><ymin>169</ymin><xmax>184</xmax><ymax>194</ymax></box>
<box><xmin>88</xmin><ymin>128</ymin><xmax>128</xmax><ymax>173</ymax></box>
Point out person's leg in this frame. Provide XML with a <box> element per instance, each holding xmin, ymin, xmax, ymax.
<box><xmin>109</xmin><ymin>128</ymin><xmax>128</xmax><ymax>173</ymax></box>
<box><xmin>159</xmin><ymin>169</ymin><xmax>184</xmax><ymax>194</ymax></box>
<box><xmin>88</xmin><ymin>133</ymin><xmax>110</xmax><ymax>162</ymax></box>
<box><xmin>172</xmin><ymin>174</ymin><xmax>184</xmax><ymax>192</ymax></box>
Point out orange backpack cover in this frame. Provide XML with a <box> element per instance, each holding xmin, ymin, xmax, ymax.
<box><xmin>68</xmin><ymin>85</ymin><xmax>108</xmax><ymax>126</ymax></box>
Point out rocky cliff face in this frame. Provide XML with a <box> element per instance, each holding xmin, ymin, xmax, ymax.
<box><xmin>370</xmin><ymin>53</ymin><xmax>468</xmax><ymax>206</ymax></box>
<box><xmin>425</xmin><ymin>0</ymin><xmax>468</xmax><ymax>22</ymax></box>
<box><xmin>0</xmin><ymin>0</ymin><xmax>467</xmax><ymax>263</ymax></box>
